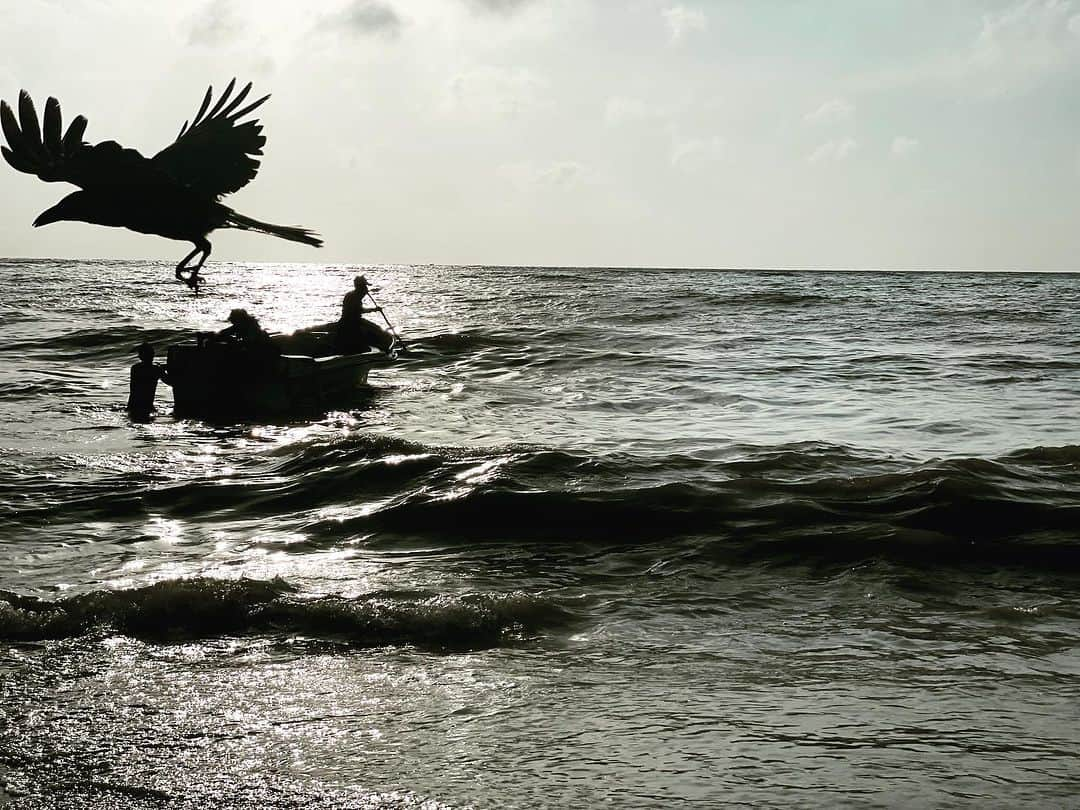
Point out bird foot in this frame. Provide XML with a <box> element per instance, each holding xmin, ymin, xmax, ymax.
<box><xmin>186</xmin><ymin>274</ymin><xmax>201</xmax><ymax>293</ymax></box>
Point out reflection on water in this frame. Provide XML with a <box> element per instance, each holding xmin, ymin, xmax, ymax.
<box><xmin>1</xmin><ymin>261</ymin><xmax>1079</xmax><ymax>806</ymax></box>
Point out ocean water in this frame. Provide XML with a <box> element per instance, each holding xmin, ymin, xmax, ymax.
<box><xmin>1</xmin><ymin>260</ymin><xmax>1078</xmax><ymax>808</ymax></box>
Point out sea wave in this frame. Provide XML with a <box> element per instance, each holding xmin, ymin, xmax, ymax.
<box><xmin>406</xmin><ymin>331</ymin><xmax>527</xmax><ymax>356</ymax></box>
<box><xmin>0</xmin><ymin>325</ymin><xmax>189</xmax><ymax>360</ymax></box>
<box><xmin>0</xmin><ymin>577</ymin><xmax>576</xmax><ymax>645</ymax></box>
<box><xmin>4</xmin><ymin>439</ymin><xmax>1077</xmax><ymax>569</ymax></box>
<box><xmin>0</xmin><ymin>379</ymin><xmax>86</xmax><ymax>400</ymax></box>
<box><xmin>696</xmin><ymin>291</ymin><xmax>837</xmax><ymax>308</ymax></box>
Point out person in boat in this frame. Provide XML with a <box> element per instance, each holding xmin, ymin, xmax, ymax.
<box><xmin>210</xmin><ymin>308</ymin><xmax>276</xmax><ymax>351</ymax></box>
<box><xmin>206</xmin><ymin>308</ymin><xmax>281</xmax><ymax>370</ymax></box>
<box><xmin>337</xmin><ymin>275</ymin><xmax>394</xmax><ymax>354</ymax></box>
<box><xmin>215</xmin><ymin>308</ymin><xmax>266</xmax><ymax>344</ymax></box>
<box><xmin>127</xmin><ymin>342</ymin><xmax>170</xmax><ymax>421</ymax></box>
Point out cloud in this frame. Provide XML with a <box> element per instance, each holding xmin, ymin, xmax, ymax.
<box><xmin>890</xmin><ymin>136</ymin><xmax>920</xmax><ymax>158</ymax></box>
<box><xmin>858</xmin><ymin>0</ymin><xmax>1080</xmax><ymax>95</ymax></box>
<box><xmin>971</xmin><ymin>0</ymin><xmax>1078</xmax><ymax>69</ymax></box>
<box><xmin>499</xmin><ymin>160</ymin><xmax>586</xmax><ymax>190</ymax></box>
<box><xmin>956</xmin><ymin>0</ymin><xmax>1080</xmax><ymax>94</ymax></box>
<box><xmin>187</xmin><ymin>0</ymin><xmax>243</xmax><ymax>46</ymax></box>
<box><xmin>249</xmin><ymin>55</ymin><xmax>276</xmax><ymax>78</ymax></box>
<box><xmin>444</xmin><ymin>66</ymin><xmax>547</xmax><ymax>119</ymax></box>
<box><xmin>465</xmin><ymin>0</ymin><xmax>535</xmax><ymax>14</ymax></box>
<box><xmin>318</xmin><ymin>0</ymin><xmax>402</xmax><ymax>38</ymax></box>
<box><xmin>671</xmin><ymin>135</ymin><xmax>726</xmax><ymax>169</ymax></box>
<box><xmin>804</xmin><ymin>98</ymin><xmax>854</xmax><ymax>126</ymax></box>
<box><xmin>663</xmin><ymin>5</ymin><xmax>707</xmax><ymax>43</ymax></box>
<box><xmin>808</xmin><ymin>138</ymin><xmax>858</xmax><ymax>163</ymax></box>
<box><xmin>604</xmin><ymin>96</ymin><xmax>665</xmax><ymax>126</ymax></box>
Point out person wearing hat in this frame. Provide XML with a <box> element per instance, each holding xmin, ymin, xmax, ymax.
<box><xmin>127</xmin><ymin>342</ymin><xmax>170</xmax><ymax>421</ymax></box>
<box><xmin>337</xmin><ymin>275</ymin><xmax>394</xmax><ymax>353</ymax></box>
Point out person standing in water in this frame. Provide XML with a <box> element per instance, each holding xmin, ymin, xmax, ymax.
<box><xmin>127</xmin><ymin>342</ymin><xmax>170</xmax><ymax>420</ymax></box>
<box><xmin>337</xmin><ymin>275</ymin><xmax>394</xmax><ymax>353</ymax></box>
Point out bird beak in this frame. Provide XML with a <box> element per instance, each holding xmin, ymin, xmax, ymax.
<box><xmin>32</xmin><ymin>204</ymin><xmax>64</xmax><ymax>227</ymax></box>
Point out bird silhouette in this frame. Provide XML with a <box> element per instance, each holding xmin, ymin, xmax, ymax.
<box><xmin>1</xmin><ymin>79</ymin><xmax>322</xmax><ymax>292</ymax></box>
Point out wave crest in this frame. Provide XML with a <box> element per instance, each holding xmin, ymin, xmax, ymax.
<box><xmin>0</xmin><ymin>577</ymin><xmax>576</xmax><ymax>646</ymax></box>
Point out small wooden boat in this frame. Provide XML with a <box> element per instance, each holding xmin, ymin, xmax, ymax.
<box><xmin>167</xmin><ymin>323</ymin><xmax>393</xmax><ymax>420</ymax></box>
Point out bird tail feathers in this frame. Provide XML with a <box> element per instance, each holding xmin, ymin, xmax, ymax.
<box><xmin>225</xmin><ymin>211</ymin><xmax>323</xmax><ymax>247</ymax></box>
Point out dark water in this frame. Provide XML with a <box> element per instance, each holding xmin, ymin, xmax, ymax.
<box><xmin>1</xmin><ymin>260</ymin><xmax>1079</xmax><ymax>807</ymax></box>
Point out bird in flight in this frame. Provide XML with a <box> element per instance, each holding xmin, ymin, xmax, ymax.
<box><xmin>1</xmin><ymin>79</ymin><xmax>322</xmax><ymax>292</ymax></box>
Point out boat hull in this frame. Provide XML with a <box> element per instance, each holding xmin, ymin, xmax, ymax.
<box><xmin>167</xmin><ymin>342</ymin><xmax>388</xmax><ymax>420</ymax></box>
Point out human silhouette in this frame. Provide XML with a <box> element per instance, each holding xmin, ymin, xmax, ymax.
<box><xmin>127</xmin><ymin>342</ymin><xmax>170</xmax><ymax>421</ymax></box>
<box><xmin>1</xmin><ymin>79</ymin><xmax>322</xmax><ymax>292</ymax></box>
<box><xmin>337</xmin><ymin>275</ymin><xmax>394</xmax><ymax>354</ymax></box>
<box><xmin>215</xmin><ymin>308</ymin><xmax>265</xmax><ymax>344</ymax></box>
<box><xmin>206</xmin><ymin>307</ymin><xmax>279</xmax><ymax>367</ymax></box>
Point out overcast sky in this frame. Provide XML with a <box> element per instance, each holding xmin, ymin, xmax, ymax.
<box><xmin>1</xmin><ymin>0</ymin><xmax>1079</xmax><ymax>269</ymax></box>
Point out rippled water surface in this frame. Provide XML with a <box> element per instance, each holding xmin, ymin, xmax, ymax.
<box><xmin>1</xmin><ymin>260</ymin><xmax>1079</xmax><ymax>807</ymax></box>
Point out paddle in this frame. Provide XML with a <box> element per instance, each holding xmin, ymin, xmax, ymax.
<box><xmin>364</xmin><ymin>288</ymin><xmax>408</xmax><ymax>355</ymax></box>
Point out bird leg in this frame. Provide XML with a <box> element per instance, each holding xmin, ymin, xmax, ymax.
<box><xmin>175</xmin><ymin>241</ymin><xmax>212</xmax><ymax>292</ymax></box>
<box><xmin>186</xmin><ymin>241</ymin><xmax>212</xmax><ymax>292</ymax></box>
<box><xmin>175</xmin><ymin>246</ymin><xmax>202</xmax><ymax>286</ymax></box>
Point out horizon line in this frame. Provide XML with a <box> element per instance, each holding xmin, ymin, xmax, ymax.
<box><xmin>0</xmin><ymin>256</ymin><xmax>1078</xmax><ymax>275</ymax></box>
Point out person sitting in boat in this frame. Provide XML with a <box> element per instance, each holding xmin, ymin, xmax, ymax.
<box><xmin>337</xmin><ymin>275</ymin><xmax>394</xmax><ymax>354</ymax></box>
<box><xmin>208</xmin><ymin>309</ymin><xmax>281</xmax><ymax>364</ymax></box>
<box><xmin>127</xmin><ymin>342</ymin><xmax>170</xmax><ymax>421</ymax></box>
<box><xmin>212</xmin><ymin>309</ymin><xmax>273</xmax><ymax>348</ymax></box>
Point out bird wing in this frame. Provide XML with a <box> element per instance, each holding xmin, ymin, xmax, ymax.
<box><xmin>152</xmin><ymin>79</ymin><xmax>269</xmax><ymax>199</ymax></box>
<box><xmin>1</xmin><ymin>91</ymin><xmax>166</xmax><ymax>189</ymax></box>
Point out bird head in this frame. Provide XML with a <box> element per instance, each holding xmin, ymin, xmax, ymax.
<box><xmin>33</xmin><ymin>191</ymin><xmax>93</xmax><ymax>227</ymax></box>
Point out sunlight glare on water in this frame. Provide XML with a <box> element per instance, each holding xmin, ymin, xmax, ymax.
<box><xmin>0</xmin><ymin>260</ymin><xmax>1079</xmax><ymax>807</ymax></box>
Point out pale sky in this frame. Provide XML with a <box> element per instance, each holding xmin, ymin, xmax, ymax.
<box><xmin>1</xmin><ymin>0</ymin><xmax>1079</xmax><ymax>270</ymax></box>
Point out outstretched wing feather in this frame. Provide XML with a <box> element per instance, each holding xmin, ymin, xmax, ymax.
<box><xmin>43</xmin><ymin>97</ymin><xmax>62</xmax><ymax>156</ymax></box>
<box><xmin>0</xmin><ymin>101</ymin><xmax>22</xmax><ymax>152</ymax></box>
<box><xmin>153</xmin><ymin>80</ymin><xmax>270</xmax><ymax>198</ymax></box>
<box><xmin>17</xmin><ymin>92</ymin><xmax>43</xmax><ymax>158</ymax></box>
<box><xmin>190</xmin><ymin>85</ymin><xmax>214</xmax><ymax>128</ymax></box>
<box><xmin>205</xmin><ymin>78</ymin><xmax>236</xmax><ymax>120</ymax></box>
<box><xmin>62</xmin><ymin>115</ymin><xmax>87</xmax><ymax>156</ymax></box>
<box><xmin>219</xmin><ymin>82</ymin><xmax>252</xmax><ymax>118</ymax></box>
<box><xmin>1</xmin><ymin>91</ymin><xmax>168</xmax><ymax>189</ymax></box>
<box><xmin>226</xmin><ymin>93</ymin><xmax>269</xmax><ymax>122</ymax></box>
<box><xmin>1</xmin><ymin>144</ymin><xmax>37</xmax><ymax>174</ymax></box>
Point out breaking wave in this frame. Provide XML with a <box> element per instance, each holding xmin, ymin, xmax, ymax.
<box><xmin>0</xmin><ymin>577</ymin><xmax>577</xmax><ymax>645</ymax></box>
